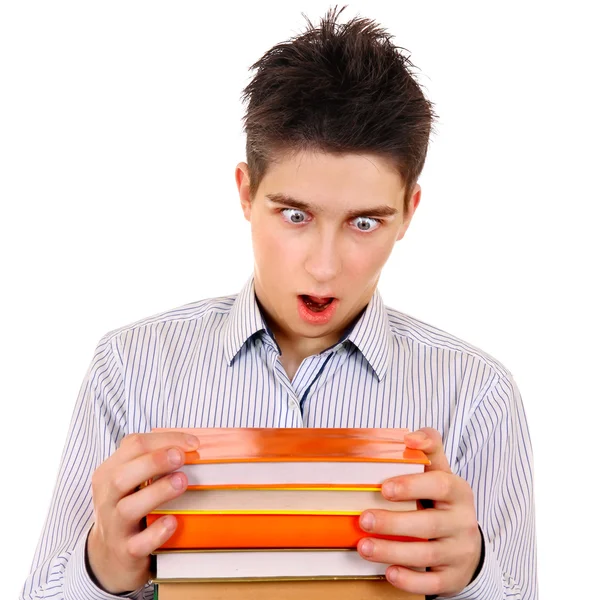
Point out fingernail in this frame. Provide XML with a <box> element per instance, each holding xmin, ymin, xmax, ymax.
<box><xmin>408</xmin><ymin>431</ymin><xmax>427</xmax><ymax>442</ymax></box>
<box><xmin>185</xmin><ymin>435</ymin><xmax>199</xmax><ymax>449</ymax></box>
<box><xmin>361</xmin><ymin>512</ymin><xmax>375</xmax><ymax>531</ymax></box>
<box><xmin>382</xmin><ymin>481</ymin><xmax>396</xmax><ymax>498</ymax></box>
<box><xmin>171</xmin><ymin>473</ymin><xmax>185</xmax><ymax>490</ymax></box>
<box><xmin>167</xmin><ymin>448</ymin><xmax>182</xmax><ymax>466</ymax></box>
<box><xmin>360</xmin><ymin>539</ymin><xmax>374</xmax><ymax>556</ymax></box>
<box><xmin>388</xmin><ymin>568</ymin><xmax>398</xmax><ymax>583</ymax></box>
<box><xmin>162</xmin><ymin>515</ymin><xmax>176</xmax><ymax>530</ymax></box>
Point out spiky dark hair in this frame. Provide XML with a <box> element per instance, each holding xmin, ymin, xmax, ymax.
<box><xmin>240</xmin><ymin>5</ymin><xmax>437</xmax><ymax>215</ymax></box>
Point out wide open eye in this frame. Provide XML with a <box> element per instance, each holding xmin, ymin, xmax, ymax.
<box><xmin>351</xmin><ymin>216</ymin><xmax>381</xmax><ymax>232</ymax></box>
<box><xmin>281</xmin><ymin>208</ymin><xmax>309</xmax><ymax>224</ymax></box>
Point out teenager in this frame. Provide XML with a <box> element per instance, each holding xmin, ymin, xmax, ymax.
<box><xmin>21</xmin><ymin>7</ymin><xmax>537</xmax><ymax>599</ymax></box>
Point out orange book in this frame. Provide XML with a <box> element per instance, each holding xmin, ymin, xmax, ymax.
<box><xmin>145</xmin><ymin>512</ymin><xmax>425</xmax><ymax>550</ymax></box>
<box><xmin>145</xmin><ymin>428</ymin><xmax>430</xmax><ymax>551</ymax></box>
<box><xmin>147</xmin><ymin>427</ymin><xmax>430</xmax><ymax>487</ymax></box>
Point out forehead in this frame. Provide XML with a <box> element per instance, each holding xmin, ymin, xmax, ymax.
<box><xmin>258</xmin><ymin>150</ymin><xmax>405</xmax><ymax>210</ymax></box>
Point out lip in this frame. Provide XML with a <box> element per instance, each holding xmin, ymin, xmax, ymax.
<box><xmin>297</xmin><ymin>296</ymin><xmax>339</xmax><ymax>326</ymax></box>
<box><xmin>299</xmin><ymin>293</ymin><xmax>337</xmax><ymax>300</ymax></box>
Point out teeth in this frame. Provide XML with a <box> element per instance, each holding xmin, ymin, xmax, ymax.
<box><xmin>304</xmin><ymin>295</ymin><xmax>332</xmax><ymax>304</ymax></box>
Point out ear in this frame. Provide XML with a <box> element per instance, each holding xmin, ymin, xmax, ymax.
<box><xmin>235</xmin><ymin>162</ymin><xmax>252</xmax><ymax>222</ymax></box>
<box><xmin>396</xmin><ymin>183</ymin><xmax>421</xmax><ymax>241</ymax></box>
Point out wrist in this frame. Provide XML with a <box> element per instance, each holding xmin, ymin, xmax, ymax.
<box><xmin>85</xmin><ymin>525</ymin><xmax>136</xmax><ymax>596</ymax></box>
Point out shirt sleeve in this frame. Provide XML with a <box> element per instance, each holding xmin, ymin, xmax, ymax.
<box><xmin>19</xmin><ymin>334</ymin><xmax>154</xmax><ymax>600</ymax></box>
<box><xmin>442</xmin><ymin>372</ymin><xmax>538</xmax><ymax>600</ymax></box>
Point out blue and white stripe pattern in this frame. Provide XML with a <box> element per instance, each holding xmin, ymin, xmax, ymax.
<box><xmin>21</xmin><ymin>274</ymin><xmax>537</xmax><ymax>599</ymax></box>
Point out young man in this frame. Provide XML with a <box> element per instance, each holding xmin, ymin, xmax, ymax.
<box><xmin>21</xmin><ymin>7</ymin><xmax>537</xmax><ymax>600</ymax></box>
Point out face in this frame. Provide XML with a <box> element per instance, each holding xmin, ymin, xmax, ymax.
<box><xmin>235</xmin><ymin>150</ymin><xmax>420</xmax><ymax>356</ymax></box>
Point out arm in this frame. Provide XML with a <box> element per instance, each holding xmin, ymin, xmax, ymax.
<box><xmin>357</xmin><ymin>373</ymin><xmax>538</xmax><ymax>599</ymax></box>
<box><xmin>446</xmin><ymin>373</ymin><xmax>538</xmax><ymax>599</ymax></box>
<box><xmin>19</xmin><ymin>334</ymin><xmax>152</xmax><ymax>600</ymax></box>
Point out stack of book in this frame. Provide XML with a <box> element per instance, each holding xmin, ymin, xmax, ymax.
<box><xmin>145</xmin><ymin>428</ymin><xmax>429</xmax><ymax>600</ymax></box>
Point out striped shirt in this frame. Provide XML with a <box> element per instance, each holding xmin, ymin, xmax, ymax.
<box><xmin>22</xmin><ymin>274</ymin><xmax>537</xmax><ymax>600</ymax></box>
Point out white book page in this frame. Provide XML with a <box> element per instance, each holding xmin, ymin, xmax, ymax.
<box><xmin>180</xmin><ymin>461</ymin><xmax>424</xmax><ymax>486</ymax></box>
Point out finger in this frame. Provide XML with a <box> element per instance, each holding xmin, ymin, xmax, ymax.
<box><xmin>103</xmin><ymin>446</ymin><xmax>188</xmax><ymax>505</ymax></box>
<box><xmin>357</xmin><ymin>537</ymin><xmax>451</xmax><ymax>569</ymax></box>
<box><xmin>115</xmin><ymin>432</ymin><xmax>200</xmax><ymax>463</ymax></box>
<box><xmin>385</xmin><ymin>564</ymin><xmax>452</xmax><ymax>597</ymax></box>
<box><xmin>359</xmin><ymin>507</ymin><xmax>454</xmax><ymax>540</ymax></box>
<box><xmin>380</xmin><ymin>470</ymin><xmax>472</xmax><ymax>505</ymax></box>
<box><xmin>116</xmin><ymin>471</ymin><xmax>189</xmax><ymax>524</ymax></box>
<box><xmin>404</xmin><ymin>428</ymin><xmax>451</xmax><ymax>473</ymax></box>
<box><xmin>126</xmin><ymin>514</ymin><xmax>179</xmax><ymax>559</ymax></box>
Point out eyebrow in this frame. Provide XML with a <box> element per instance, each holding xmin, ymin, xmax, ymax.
<box><xmin>265</xmin><ymin>193</ymin><xmax>399</xmax><ymax>220</ymax></box>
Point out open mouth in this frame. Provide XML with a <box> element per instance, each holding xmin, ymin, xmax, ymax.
<box><xmin>300</xmin><ymin>295</ymin><xmax>335</xmax><ymax>313</ymax></box>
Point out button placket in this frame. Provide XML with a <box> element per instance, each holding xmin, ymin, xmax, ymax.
<box><xmin>271</xmin><ymin>354</ymin><xmax>300</xmax><ymax>404</ymax></box>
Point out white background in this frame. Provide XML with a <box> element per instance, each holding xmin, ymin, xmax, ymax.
<box><xmin>2</xmin><ymin>1</ymin><xmax>598</xmax><ymax>598</ymax></box>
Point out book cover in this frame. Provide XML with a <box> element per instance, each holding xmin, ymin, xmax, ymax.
<box><xmin>147</xmin><ymin>428</ymin><xmax>430</xmax><ymax>487</ymax></box>
<box><xmin>152</xmin><ymin>427</ymin><xmax>428</xmax><ymax>463</ymax></box>
<box><xmin>146</xmin><ymin>513</ymin><xmax>425</xmax><ymax>549</ymax></box>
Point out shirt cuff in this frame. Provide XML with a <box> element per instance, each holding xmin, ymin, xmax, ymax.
<box><xmin>63</xmin><ymin>524</ymin><xmax>151</xmax><ymax>600</ymax></box>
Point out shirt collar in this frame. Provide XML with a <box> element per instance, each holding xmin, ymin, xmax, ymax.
<box><xmin>224</xmin><ymin>274</ymin><xmax>393</xmax><ymax>381</ymax></box>
<box><xmin>223</xmin><ymin>275</ymin><xmax>269</xmax><ymax>365</ymax></box>
<box><xmin>344</xmin><ymin>287</ymin><xmax>393</xmax><ymax>381</ymax></box>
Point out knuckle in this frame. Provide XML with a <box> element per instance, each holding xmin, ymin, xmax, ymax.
<box><xmin>426</xmin><ymin>514</ymin><xmax>442</xmax><ymax>539</ymax></box>
<box><xmin>423</xmin><ymin>544</ymin><xmax>440</xmax><ymax>566</ymax></box>
<box><xmin>91</xmin><ymin>468</ymin><xmax>102</xmax><ymax>491</ymax></box>
<box><xmin>115</xmin><ymin>499</ymin><xmax>130</xmax><ymax>522</ymax></box>
<box><xmin>466</xmin><ymin>519</ymin><xmax>480</xmax><ymax>539</ymax></box>
<box><xmin>123</xmin><ymin>433</ymin><xmax>145</xmax><ymax>452</ymax></box>
<box><xmin>125</xmin><ymin>535</ymin><xmax>143</xmax><ymax>559</ymax></box>
<box><xmin>429</xmin><ymin>573</ymin><xmax>445</xmax><ymax>596</ymax></box>
<box><xmin>112</xmin><ymin>470</ymin><xmax>130</xmax><ymax>495</ymax></box>
<box><xmin>438</xmin><ymin>474</ymin><xmax>453</xmax><ymax>499</ymax></box>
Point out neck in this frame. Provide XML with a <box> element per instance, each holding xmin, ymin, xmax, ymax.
<box><xmin>271</xmin><ymin>330</ymin><xmax>338</xmax><ymax>381</ymax></box>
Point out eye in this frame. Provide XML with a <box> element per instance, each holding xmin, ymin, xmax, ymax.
<box><xmin>281</xmin><ymin>208</ymin><xmax>309</xmax><ymax>224</ymax></box>
<box><xmin>351</xmin><ymin>216</ymin><xmax>381</xmax><ymax>232</ymax></box>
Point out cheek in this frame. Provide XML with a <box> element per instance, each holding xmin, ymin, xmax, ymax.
<box><xmin>251</xmin><ymin>222</ymin><xmax>301</xmax><ymax>269</ymax></box>
<box><xmin>345</xmin><ymin>238</ymin><xmax>394</xmax><ymax>275</ymax></box>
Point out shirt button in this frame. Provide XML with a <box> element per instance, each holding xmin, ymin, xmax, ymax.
<box><xmin>336</xmin><ymin>345</ymin><xmax>345</xmax><ymax>354</ymax></box>
<box><xmin>288</xmin><ymin>399</ymin><xmax>296</xmax><ymax>409</ymax></box>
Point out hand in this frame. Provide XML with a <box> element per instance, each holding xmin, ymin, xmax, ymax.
<box><xmin>86</xmin><ymin>432</ymin><xmax>200</xmax><ymax>594</ymax></box>
<box><xmin>357</xmin><ymin>428</ymin><xmax>482</xmax><ymax>598</ymax></box>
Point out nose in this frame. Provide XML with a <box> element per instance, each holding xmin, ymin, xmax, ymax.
<box><xmin>303</xmin><ymin>231</ymin><xmax>342</xmax><ymax>283</ymax></box>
